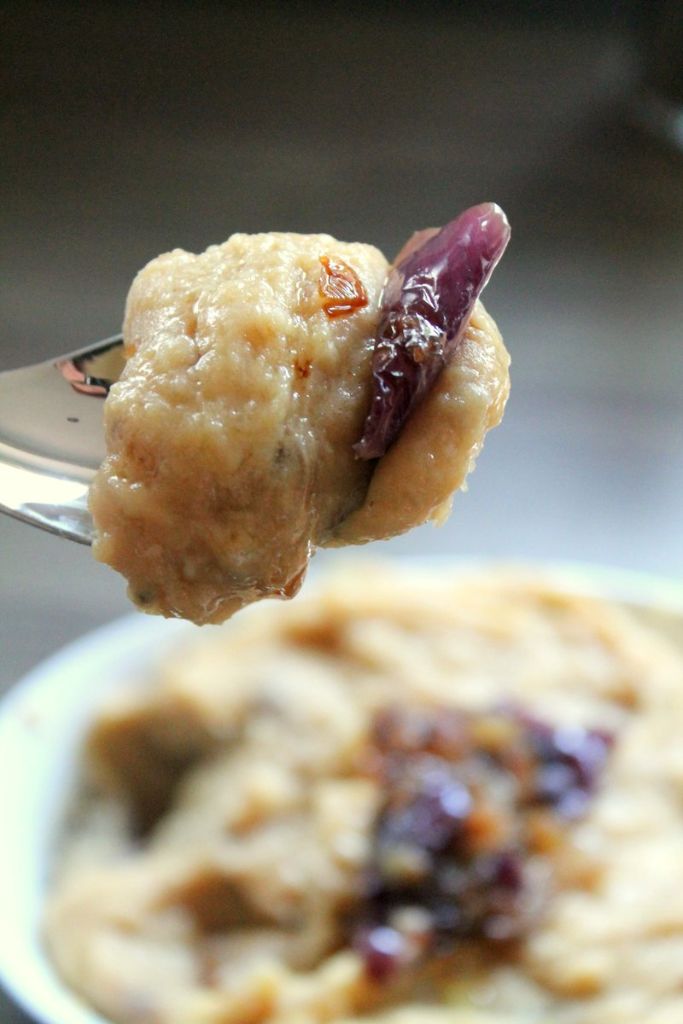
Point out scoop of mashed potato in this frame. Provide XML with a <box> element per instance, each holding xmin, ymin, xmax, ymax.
<box><xmin>90</xmin><ymin>233</ymin><xmax>509</xmax><ymax>624</ymax></box>
<box><xmin>44</xmin><ymin>565</ymin><xmax>683</xmax><ymax>1024</ymax></box>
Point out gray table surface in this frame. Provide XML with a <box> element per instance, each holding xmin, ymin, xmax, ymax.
<box><xmin>1</xmin><ymin>4</ymin><xmax>682</xmax><ymax>1021</ymax></box>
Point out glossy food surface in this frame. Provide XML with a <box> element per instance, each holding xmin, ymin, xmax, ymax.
<box><xmin>355</xmin><ymin>204</ymin><xmax>510</xmax><ymax>460</ymax></box>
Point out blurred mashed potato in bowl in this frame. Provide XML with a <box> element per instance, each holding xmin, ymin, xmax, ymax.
<box><xmin>2</xmin><ymin>561</ymin><xmax>683</xmax><ymax>1024</ymax></box>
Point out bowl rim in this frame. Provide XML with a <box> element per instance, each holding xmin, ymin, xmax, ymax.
<box><xmin>0</xmin><ymin>559</ymin><xmax>682</xmax><ymax>1024</ymax></box>
<box><xmin>0</xmin><ymin>611</ymin><xmax>194</xmax><ymax>1024</ymax></box>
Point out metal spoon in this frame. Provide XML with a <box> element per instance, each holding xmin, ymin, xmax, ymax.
<box><xmin>0</xmin><ymin>336</ymin><xmax>125</xmax><ymax>544</ymax></box>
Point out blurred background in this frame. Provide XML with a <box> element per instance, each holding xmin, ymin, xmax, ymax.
<box><xmin>1</xmin><ymin>0</ymin><xmax>682</xmax><ymax>819</ymax></box>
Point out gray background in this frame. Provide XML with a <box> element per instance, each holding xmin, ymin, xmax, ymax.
<box><xmin>1</xmin><ymin>2</ymin><xmax>682</xmax><ymax>1017</ymax></box>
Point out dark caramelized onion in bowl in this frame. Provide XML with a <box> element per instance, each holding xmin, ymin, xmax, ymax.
<box><xmin>352</xmin><ymin>705</ymin><xmax>613</xmax><ymax>984</ymax></box>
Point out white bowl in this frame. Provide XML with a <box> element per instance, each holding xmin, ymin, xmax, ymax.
<box><xmin>0</xmin><ymin>613</ymin><xmax>197</xmax><ymax>1024</ymax></box>
<box><xmin>1</xmin><ymin>562</ymin><xmax>682</xmax><ymax>1024</ymax></box>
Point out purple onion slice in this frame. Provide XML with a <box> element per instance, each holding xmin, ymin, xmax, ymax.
<box><xmin>354</xmin><ymin>203</ymin><xmax>511</xmax><ymax>460</ymax></box>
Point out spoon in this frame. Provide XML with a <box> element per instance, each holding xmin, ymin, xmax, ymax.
<box><xmin>0</xmin><ymin>335</ymin><xmax>125</xmax><ymax>544</ymax></box>
<box><xmin>0</xmin><ymin>206</ymin><xmax>511</xmax><ymax>549</ymax></box>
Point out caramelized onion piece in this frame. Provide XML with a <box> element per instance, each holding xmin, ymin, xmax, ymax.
<box><xmin>319</xmin><ymin>255</ymin><xmax>368</xmax><ymax>318</ymax></box>
<box><xmin>354</xmin><ymin>203</ymin><xmax>510</xmax><ymax>460</ymax></box>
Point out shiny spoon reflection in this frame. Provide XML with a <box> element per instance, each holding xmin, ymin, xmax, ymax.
<box><xmin>0</xmin><ymin>335</ymin><xmax>124</xmax><ymax>544</ymax></box>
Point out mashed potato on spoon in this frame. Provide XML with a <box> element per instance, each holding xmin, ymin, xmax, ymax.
<box><xmin>89</xmin><ymin>206</ymin><xmax>510</xmax><ymax>624</ymax></box>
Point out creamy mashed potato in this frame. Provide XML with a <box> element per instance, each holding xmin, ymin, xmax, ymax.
<box><xmin>45</xmin><ymin>566</ymin><xmax>683</xmax><ymax>1024</ymax></box>
<box><xmin>90</xmin><ymin>233</ymin><xmax>509</xmax><ymax>623</ymax></box>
